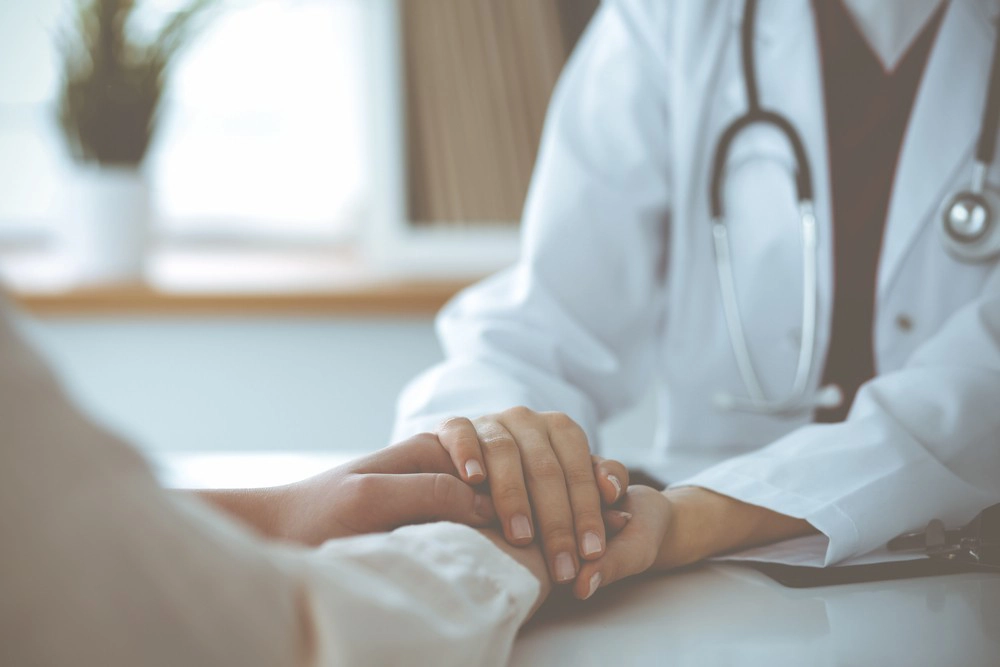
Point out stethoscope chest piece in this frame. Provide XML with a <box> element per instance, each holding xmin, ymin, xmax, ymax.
<box><xmin>939</xmin><ymin>184</ymin><xmax>1000</xmax><ymax>262</ymax></box>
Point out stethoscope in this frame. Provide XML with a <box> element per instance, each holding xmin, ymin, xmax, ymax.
<box><xmin>710</xmin><ymin>0</ymin><xmax>1000</xmax><ymax>416</ymax></box>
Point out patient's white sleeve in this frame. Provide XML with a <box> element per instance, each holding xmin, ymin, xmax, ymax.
<box><xmin>289</xmin><ymin>523</ymin><xmax>539</xmax><ymax>665</ymax></box>
<box><xmin>0</xmin><ymin>301</ymin><xmax>538</xmax><ymax>667</ymax></box>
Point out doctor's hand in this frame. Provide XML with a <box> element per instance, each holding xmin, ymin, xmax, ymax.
<box><xmin>196</xmin><ymin>433</ymin><xmax>496</xmax><ymax>546</ymax></box>
<box><xmin>435</xmin><ymin>408</ymin><xmax>629</xmax><ymax>586</ymax></box>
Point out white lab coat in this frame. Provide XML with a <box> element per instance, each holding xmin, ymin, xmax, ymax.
<box><xmin>394</xmin><ymin>0</ymin><xmax>1000</xmax><ymax>565</ymax></box>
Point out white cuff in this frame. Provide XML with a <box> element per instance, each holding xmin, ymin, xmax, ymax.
<box><xmin>678</xmin><ymin>465</ymin><xmax>861</xmax><ymax>566</ymax></box>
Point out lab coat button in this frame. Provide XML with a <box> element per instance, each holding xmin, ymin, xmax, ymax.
<box><xmin>895</xmin><ymin>314</ymin><xmax>914</xmax><ymax>332</ymax></box>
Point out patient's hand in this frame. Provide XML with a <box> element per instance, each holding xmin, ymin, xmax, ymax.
<box><xmin>197</xmin><ymin>433</ymin><xmax>496</xmax><ymax>546</ymax></box>
<box><xmin>572</xmin><ymin>486</ymin><xmax>672</xmax><ymax>600</ymax></box>
<box><xmin>434</xmin><ymin>409</ymin><xmax>630</xmax><ymax>586</ymax></box>
<box><xmin>571</xmin><ymin>485</ymin><xmax>815</xmax><ymax>600</ymax></box>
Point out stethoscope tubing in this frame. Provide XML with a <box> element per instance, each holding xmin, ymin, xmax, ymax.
<box><xmin>710</xmin><ymin>0</ymin><xmax>1000</xmax><ymax>414</ymax></box>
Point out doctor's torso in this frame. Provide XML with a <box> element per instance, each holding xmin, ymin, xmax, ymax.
<box><xmin>397</xmin><ymin>0</ymin><xmax>1000</xmax><ymax>473</ymax></box>
<box><xmin>612</xmin><ymin>0</ymin><xmax>1000</xmax><ymax>459</ymax></box>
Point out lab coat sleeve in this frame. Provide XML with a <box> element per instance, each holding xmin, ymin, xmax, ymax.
<box><xmin>681</xmin><ymin>281</ymin><xmax>1000</xmax><ymax>565</ymax></box>
<box><xmin>393</xmin><ymin>0</ymin><xmax>673</xmax><ymax>444</ymax></box>
<box><xmin>0</xmin><ymin>301</ymin><xmax>538</xmax><ymax>667</ymax></box>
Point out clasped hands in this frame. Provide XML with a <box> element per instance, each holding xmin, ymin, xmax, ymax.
<box><xmin>199</xmin><ymin>407</ymin><xmax>673</xmax><ymax>602</ymax></box>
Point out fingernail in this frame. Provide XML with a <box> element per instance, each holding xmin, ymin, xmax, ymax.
<box><xmin>511</xmin><ymin>514</ymin><xmax>532</xmax><ymax>541</ymax></box>
<box><xmin>617</xmin><ymin>511</ymin><xmax>633</xmax><ymax>521</ymax></box>
<box><xmin>585</xmin><ymin>572</ymin><xmax>602</xmax><ymax>599</ymax></box>
<box><xmin>464</xmin><ymin>459</ymin><xmax>484</xmax><ymax>480</ymax></box>
<box><xmin>608</xmin><ymin>474</ymin><xmax>622</xmax><ymax>499</ymax></box>
<box><xmin>582</xmin><ymin>531</ymin><xmax>602</xmax><ymax>557</ymax></box>
<box><xmin>554</xmin><ymin>552</ymin><xmax>576</xmax><ymax>582</ymax></box>
<box><xmin>473</xmin><ymin>494</ymin><xmax>486</xmax><ymax>519</ymax></box>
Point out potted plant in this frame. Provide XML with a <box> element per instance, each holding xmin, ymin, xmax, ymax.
<box><xmin>57</xmin><ymin>0</ymin><xmax>212</xmax><ymax>283</ymax></box>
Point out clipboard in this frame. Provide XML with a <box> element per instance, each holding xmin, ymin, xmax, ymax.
<box><xmin>745</xmin><ymin>558</ymin><xmax>991</xmax><ymax>588</ymax></box>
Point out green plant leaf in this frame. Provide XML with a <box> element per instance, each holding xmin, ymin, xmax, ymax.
<box><xmin>56</xmin><ymin>0</ymin><xmax>216</xmax><ymax>167</ymax></box>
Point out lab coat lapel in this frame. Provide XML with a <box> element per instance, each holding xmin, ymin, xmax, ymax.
<box><xmin>878</xmin><ymin>0</ymin><xmax>996</xmax><ymax>297</ymax></box>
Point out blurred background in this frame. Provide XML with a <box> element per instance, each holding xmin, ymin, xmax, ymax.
<box><xmin>0</xmin><ymin>0</ymin><xmax>652</xmax><ymax>463</ymax></box>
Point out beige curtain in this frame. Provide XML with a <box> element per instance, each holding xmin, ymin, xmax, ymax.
<box><xmin>402</xmin><ymin>0</ymin><xmax>599</xmax><ymax>226</ymax></box>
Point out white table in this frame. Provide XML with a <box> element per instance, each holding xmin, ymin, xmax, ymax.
<box><xmin>514</xmin><ymin>562</ymin><xmax>998</xmax><ymax>666</ymax></box>
<box><xmin>158</xmin><ymin>452</ymin><xmax>1000</xmax><ymax>667</ymax></box>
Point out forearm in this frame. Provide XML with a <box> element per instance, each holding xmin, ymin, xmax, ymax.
<box><xmin>654</xmin><ymin>486</ymin><xmax>816</xmax><ymax>570</ymax></box>
<box><xmin>194</xmin><ymin>487</ymin><xmax>289</xmax><ymax>541</ymax></box>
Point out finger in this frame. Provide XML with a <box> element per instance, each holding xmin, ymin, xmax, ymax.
<box><xmin>546</xmin><ymin>413</ymin><xmax>605</xmax><ymax>562</ymax></box>
<box><xmin>574</xmin><ymin>517</ymin><xmax>655</xmax><ymax>601</ymax></box>
<box><xmin>602</xmin><ymin>509</ymin><xmax>633</xmax><ymax>538</ymax></box>
<box><xmin>499</xmin><ymin>409</ymin><xmax>578</xmax><ymax>584</ymax></box>
<box><xmin>353</xmin><ymin>433</ymin><xmax>456</xmax><ymax>476</ymax></box>
<box><xmin>475</xmin><ymin>418</ymin><xmax>535</xmax><ymax>546</ymax></box>
<box><xmin>356</xmin><ymin>473</ymin><xmax>495</xmax><ymax>530</ymax></box>
<box><xmin>591</xmin><ymin>455</ymin><xmax>630</xmax><ymax>505</ymax></box>
<box><xmin>437</xmin><ymin>416</ymin><xmax>487</xmax><ymax>483</ymax></box>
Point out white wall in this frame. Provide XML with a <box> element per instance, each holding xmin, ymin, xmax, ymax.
<box><xmin>23</xmin><ymin>316</ymin><xmax>655</xmax><ymax>458</ymax></box>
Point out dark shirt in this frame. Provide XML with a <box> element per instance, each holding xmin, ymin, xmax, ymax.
<box><xmin>812</xmin><ymin>0</ymin><xmax>945</xmax><ymax>422</ymax></box>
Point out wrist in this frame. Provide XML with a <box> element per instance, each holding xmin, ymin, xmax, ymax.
<box><xmin>654</xmin><ymin>486</ymin><xmax>719</xmax><ymax>570</ymax></box>
<box><xmin>654</xmin><ymin>486</ymin><xmax>816</xmax><ymax>570</ymax></box>
<box><xmin>195</xmin><ymin>486</ymin><xmax>289</xmax><ymax>540</ymax></box>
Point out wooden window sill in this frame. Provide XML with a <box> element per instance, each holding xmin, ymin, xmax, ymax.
<box><xmin>9</xmin><ymin>280</ymin><xmax>475</xmax><ymax>317</ymax></box>
<box><xmin>1</xmin><ymin>245</ymin><xmax>486</xmax><ymax>316</ymax></box>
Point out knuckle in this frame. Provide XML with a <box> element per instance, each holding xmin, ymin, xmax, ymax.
<box><xmin>504</xmin><ymin>405</ymin><xmax>536</xmax><ymax>421</ymax></box>
<box><xmin>545</xmin><ymin>414</ymin><xmax>591</xmax><ymax>450</ymax></box>
<box><xmin>406</xmin><ymin>432</ymin><xmax>443</xmax><ymax>455</ymax></box>
<box><xmin>492</xmin><ymin>483</ymin><xmax>527</xmax><ymax>507</ymax></box>
<box><xmin>542</xmin><ymin>411</ymin><xmax>579</xmax><ymax>432</ymax></box>
<box><xmin>473</xmin><ymin>414</ymin><xmax>498</xmax><ymax>427</ymax></box>
<box><xmin>572</xmin><ymin>507</ymin><xmax>604</xmax><ymax>528</ymax></box>
<box><xmin>431</xmin><ymin>473</ymin><xmax>460</xmax><ymax>507</ymax></box>
<box><xmin>538</xmin><ymin>521</ymin><xmax>576</xmax><ymax>548</ymax></box>
<box><xmin>525</xmin><ymin>455</ymin><xmax>564</xmax><ymax>484</ymax></box>
<box><xmin>480</xmin><ymin>432</ymin><xmax>518</xmax><ymax>456</ymax></box>
<box><xmin>564</xmin><ymin>464</ymin><xmax>597</xmax><ymax>488</ymax></box>
<box><xmin>449</xmin><ymin>433</ymin><xmax>482</xmax><ymax>455</ymax></box>
<box><xmin>437</xmin><ymin>415</ymin><xmax>473</xmax><ymax>432</ymax></box>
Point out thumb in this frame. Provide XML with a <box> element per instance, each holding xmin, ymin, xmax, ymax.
<box><xmin>602</xmin><ymin>509</ymin><xmax>633</xmax><ymax>537</ymax></box>
<box><xmin>361</xmin><ymin>473</ymin><xmax>496</xmax><ymax>531</ymax></box>
<box><xmin>354</xmin><ymin>434</ymin><xmax>456</xmax><ymax>476</ymax></box>
<box><xmin>573</xmin><ymin>524</ymin><xmax>654</xmax><ymax>600</ymax></box>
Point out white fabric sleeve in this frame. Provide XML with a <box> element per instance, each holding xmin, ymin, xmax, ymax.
<box><xmin>0</xmin><ymin>300</ymin><xmax>538</xmax><ymax>667</ymax></box>
<box><xmin>393</xmin><ymin>0</ymin><xmax>673</xmax><ymax>445</ymax></box>
<box><xmin>287</xmin><ymin>523</ymin><xmax>538</xmax><ymax>666</ymax></box>
<box><xmin>681</xmin><ymin>286</ymin><xmax>1000</xmax><ymax>565</ymax></box>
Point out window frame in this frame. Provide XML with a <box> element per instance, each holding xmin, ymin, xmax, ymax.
<box><xmin>362</xmin><ymin>0</ymin><xmax>520</xmax><ymax>280</ymax></box>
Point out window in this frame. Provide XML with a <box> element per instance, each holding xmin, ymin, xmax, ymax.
<box><xmin>0</xmin><ymin>0</ymin><xmax>368</xmax><ymax>243</ymax></box>
<box><xmin>0</xmin><ymin>0</ymin><xmax>597</xmax><ymax>293</ymax></box>
<box><xmin>0</xmin><ymin>0</ymin><xmax>66</xmax><ymax>244</ymax></box>
<box><xmin>152</xmin><ymin>0</ymin><xmax>369</xmax><ymax>243</ymax></box>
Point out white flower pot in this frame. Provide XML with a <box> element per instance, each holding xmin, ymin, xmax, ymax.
<box><xmin>67</xmin><ymin>165</ymin><xmax>150</xmax><ymax>285</ymax></box>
